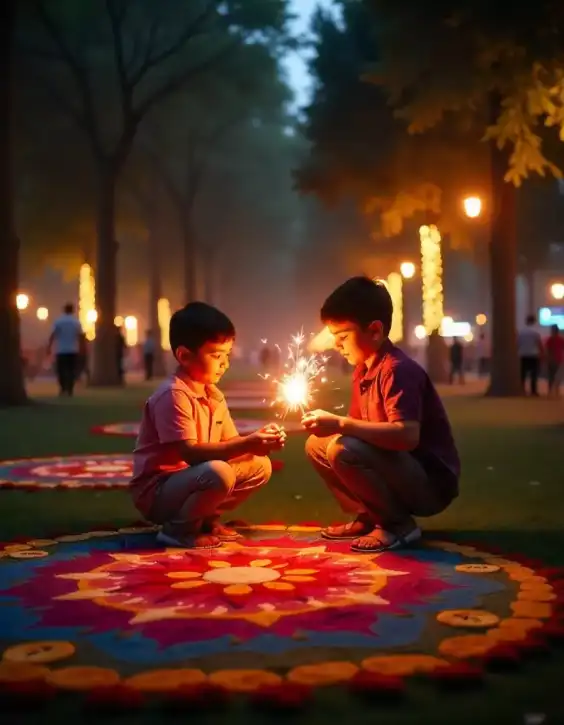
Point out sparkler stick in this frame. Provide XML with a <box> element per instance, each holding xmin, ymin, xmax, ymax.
<box><xmin>259</xmin><ymin>331</ymin><xmax>327</xmax><ymax>420</ymax></box>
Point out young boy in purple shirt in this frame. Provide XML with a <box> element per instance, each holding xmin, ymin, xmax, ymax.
<box><xmin>302</xmin><ymin>276</ymin><xmax>460</xmax><ymax>553</ymax></box>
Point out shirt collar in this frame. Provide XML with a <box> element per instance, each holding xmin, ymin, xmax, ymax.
<box><xmin>353</xmin><ymin>339</ymin><xmax>394</xmax><ymax>382</ymax></box>
<box><xmin>175</xmin><ymin>372</ymin><xmax>225</xmax><ymax>402</ymax></box>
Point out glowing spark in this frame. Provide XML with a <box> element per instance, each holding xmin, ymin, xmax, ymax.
<box><xmin>264</xmin><ymin>330</ymin><xmax>325</xmax><ymax>417</ymax></box>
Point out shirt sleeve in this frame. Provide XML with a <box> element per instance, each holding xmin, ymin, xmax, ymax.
<box><xmin>152</xmin><ymin>388</ymin><xmax>198</xmax><ymax>443</ymax></box>
<box><xmin>221</xmin><ymin>407</ymin><xmax>239</xmax><ymax>440</ymax></box>
<box><xmin>380</xmin><ymin>365</ymin><xmax>423</xmax><ymax>424</ymax></box>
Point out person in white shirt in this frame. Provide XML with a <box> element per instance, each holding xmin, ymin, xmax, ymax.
<box><xmin>47</xmin><ymin>303</ymin><xmax>85</xmax><ymax>396</ymax></box>
<box><xmin>517</xmin><ymin>315</ymin><xmax>544</xmax><ymax>396</ymax></box>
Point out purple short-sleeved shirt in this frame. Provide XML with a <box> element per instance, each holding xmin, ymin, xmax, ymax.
<box><xmin>349</xmin><ymin>340</ymin><xmax>460</xmax><ymax>502</ymax></box>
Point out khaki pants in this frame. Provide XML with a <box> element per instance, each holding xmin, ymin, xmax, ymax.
<box><xmin>149</xmin><ymin>455</ymin><xmax>271</xmax><ymax>529</ymax></box>
<box><xmin>305</xmin><ymin>434</ymin><xmax>449</xmax><ymax>528</ymax></box>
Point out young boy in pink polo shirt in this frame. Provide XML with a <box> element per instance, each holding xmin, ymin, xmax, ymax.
<box><xmin>131</xmin><ymin>302</ymin><xmax>286</xmax><ymax>549</ymax></box>
<box><xmin>303</xmin><ymin>277</ymin><xmax>460</xmax><ymax>553</ymax></box>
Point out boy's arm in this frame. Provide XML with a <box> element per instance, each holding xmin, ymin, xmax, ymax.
<box><xmin>340</xmin><ymin>367</ymin><xmax>421</xmax><ymax>451</ymax></box>
<box><xmin>220</xmin><ymin>407</ymin><xmax>239</xmax><ymax>441</ymax></box>
<box><xmin>154</xmin><ymin>390</ymin><xmax>251</xmax><ymax>465</ymax></box>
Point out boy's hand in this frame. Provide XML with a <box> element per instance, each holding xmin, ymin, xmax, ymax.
<box><xmin>244</xmin><ymin>424</ymin><xmax>286</xmax><ymax>455</ymax></box>
<box><xmin>301</xmin><ymin>409</ymin><xmax>344</xmax><ymax>436</ymax></box>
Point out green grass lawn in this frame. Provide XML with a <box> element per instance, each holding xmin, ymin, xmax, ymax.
<box><xmin>1</xmin><ymin>379</ymin><xmax>564</xmax><ymax>724</ymax></box>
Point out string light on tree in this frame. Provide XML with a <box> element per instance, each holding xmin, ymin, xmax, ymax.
<box><xmin>157</xmin><ymin>298</ymin><xmax>171</xmax><ymax>350</ymax></box>
<box><xmin>79</xmin><ymin>263</ymin><xmax>96</xmax><ymax>341</ymax></box>
<box><xmin>419</xmin><ymin>224</ymin><xmax>444</xmax><ymax>334</ymax></box>
<box><xmin>124</xmin><ymin>316</ymin><xmax>138</xmax><ymax>347</ymax></box>
<box><xmin>384</xmin><ymin>273</ymin><xmax>403</xmax><ymax>343</ymax></box>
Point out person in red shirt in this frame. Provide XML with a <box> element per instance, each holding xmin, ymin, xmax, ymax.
<box><xmin>303</xmin><ymin>276</ymin><xmax>460</xmax><ymax>553</ymax></box>
<box><xmin>545</xmin><ymin>324</ymin><xmax>564</xmax><ymax>397</ymax></box>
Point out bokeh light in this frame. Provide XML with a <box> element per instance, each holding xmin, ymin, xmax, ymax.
<box><xmin>463</xmin><ymin>196</ymin><xmax>482</xmax><ymax>219</ymax></box>
<box><xmin>550</xmin><ymin>283</ymin><xmax>564</xmax><ymax>300</ymax></box>
<box><xmin>400</xmin><ymin>261</ymin><xmax>416</xmax><ymax>279</ymax></box>
<box><xmin>476</xmin><ymin>313</ymin><xmax>487</xmax><ymax>326</ymax></box>
<box><xmin>36</xmin><ymin>307</ymin><xmax>49</xmax><ymax>321</ymax></box>
<box><xmin>16</xmin><ymin>293</ymin><xmax>29</xmax><ymax>311</ymax></box>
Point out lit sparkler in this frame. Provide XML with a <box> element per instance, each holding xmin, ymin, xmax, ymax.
<box><xmin>260</xmin><ymin>331</ymin><xmax>326</xmax><ymax>418</ymax></box>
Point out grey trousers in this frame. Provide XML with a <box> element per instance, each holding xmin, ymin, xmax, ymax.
<box><xmin>149</xmin><ymin>455</ymin><xmax>271</xmax><ymax>529</ymax></box>
<box><xmin>305</xmin><ymin>434</ymin><xmax>448</xmax><ymax>527</ymax></box>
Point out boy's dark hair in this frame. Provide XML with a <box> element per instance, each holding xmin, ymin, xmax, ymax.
<box><xmin>321</xmin><ymin>276</ymin><xmax>393</xmax><ymax>335</ymax></box>
<box><xmin>169</xmin><ymin>302</ymin><xmax>235</xmax><ymax>354</ymax></box>
<box><xmin>63</xmin><ymin>303</ymin><xmax>74</xmax><ymax>314</ymax></box>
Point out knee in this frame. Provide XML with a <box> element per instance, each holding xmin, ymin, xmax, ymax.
<box><xmin>255</xmin><ymin>455</ymin><xmax>272</xmax><ymax>485</ymax></box>
<box><xmin>326</xmin><ymin>435</ymin><xmax>364</xmax><ymax>467</ymax></box>
<box><xmin>204</xmin><ymin>460</ymin><xmax>236</xmax><ymax>494</ymax></box>
<box><xmin>305</xmin><ymin>433</ymin><xmax>327</xmax><ymax>461</ymax></box>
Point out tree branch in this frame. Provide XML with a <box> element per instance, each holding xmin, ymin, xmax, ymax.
<box><xmin>128</xmin><ymin>0</ymin><xmax>217</xmax><ymax>89</ymax></box>
<box><xmin>106</xmin><ymin>0</ymin><xmax>133</xmax><ymax>126</ymax></box>
<box><xmin>133</xmin><ymin>39</ymin><xmax>239</xmax><ymax>124</ymax></box>
<box><xmin>30</xmin><ymin>0</ymin><xmax>102</xmax><ymax>154</ymax></box>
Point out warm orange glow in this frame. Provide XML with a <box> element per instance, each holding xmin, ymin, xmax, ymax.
<box><xmin>550</xmin><ymin>283</ymin><xmax>564</xmax><ymax>301</ymax></box>
<box><xmin>463</xmin><ymin>196</ymin><xmax>482</xmax><ymax>219</ymax></box>
<box><xmin>36</xmin><ymin>307</ymin><xmax>49</xmax><ymax>321</ymax></box>
<box><xmin>475</xmin><ymin>313</ymin><xmax>487</xmax><ymax>326</ymax></box>
<box><xmin>124</xmin><ymin>316</ymin><xmax>138</xmax><ymax>347</ymax></box>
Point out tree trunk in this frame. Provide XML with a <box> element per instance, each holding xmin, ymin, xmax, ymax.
<box><xmin>90</xmin><ymin>165</ymin><xmax>120</xmax><ymax>386</ymax></box>
<box><xmin>148</xmin><ymin>224</ymin><xmax>166</xmax><ymax>377</ymax></box>
<box><xmin>0</xmin><ymin>0</ymin><xmax>27</xmax><ymax>406</ymax></box>
<box><xmin>182</xmin><ymin>218</ymin><xmax>199</xmax><ymax>303</ymax></box>
<box><xmin>486</xmin><ymin>115</ymin><xmax>521</xmax><ymax>396</ymax></box>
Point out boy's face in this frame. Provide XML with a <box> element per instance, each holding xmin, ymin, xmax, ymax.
<box><xmin>326</xmin><ymin>320</ymin><xmax>384</xmax><ymax>366</ymax></box>
<box><xmin>177</xmin><ymin>338</ymin><xmax>233</xmax><ymax>384</ymax></box>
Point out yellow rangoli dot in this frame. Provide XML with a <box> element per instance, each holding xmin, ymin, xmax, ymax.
<box><xmin>249</xmin><ymin>559</ymin><xmax>272</xmax><ymax>567</ymax></box>
<box><xmin>283</xmin><ymin>575</ymin><xmax>317</xmax><ymax>582</ymax></box>
<box><xmin>170</xmin><ymin>581</ymin><xmax>208</xmax><ymax>590</ymax></box>
<box><xmin>0</xmin><ymin>662</ymin><xmax>50</xmax><ymax>683</ymax></box>
<box><xmin>126</xmin><ymin>668</ymin><xmax>207</xmax><ymax>692</ymax></box>
<box><xmin>223</xmin><ymin>584</ymin><xmax>253</xmax><ymax>596</ymax></box>
<box><xmin>4</xmin><ymin>544</ymin><xmax>31</xmax><ymax>552</ymax></box>
<box><xmin>263</xmin><ymin>581</ymin><xmax>294</xmax><ymax>591</ymax></box>
<box><xmin>166</xmin><ymin>571</ymin><xmax>202</xmax><ymax>579</ymax></box>
<box><xmin>27</xmin><ymin>539</ymin><xmax>58</xmax><ymax>548</ymax></box>
<box><xmin>208</xmin><ymin>560</ymin><xmax>231</xmax><ymax>569</ymax></box>
<box><xmin>3</xmin><ymin>641</ymin><xmax>75</xmax><ymax>664</ymax></box>
<box><xmin>209</xmin><ymin>669</ymin><xmax>282</xmax><ymax>693</ymax></box>
<box><xmin>284</xmin><ymin>569</ymin><xmax>319</xmax><ymax>575</ymax></box>
<box><xmin>288</xmin><ymin>661</ymin><xmax>359</xmax><ymax>686</ymax></box>
<box><xmin>47</xmin><ymin>666</ymin><xmax>120</xmax><ymax>691</ymax></box>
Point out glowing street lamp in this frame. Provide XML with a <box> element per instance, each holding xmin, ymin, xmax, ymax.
<box><xmin>400</xmin><ymin>261</ymin><xmax>416</xmax><ymax>279</ymax></box>
<box><xmin>16</xmin><ymin>293</ymin><xmax>29</xmax><ymax>311</ymax></box>
<box><xmin>463</xmin><ymin>196</ymin><xmax>482</xmax><ymax>219</ymax></box>
<box><xmin>36</xmin><ymin>307</ymin><xmax>49</xmax><ymax>321</ymax></box>
<box><xmin>476</xmin><ymin>313</ymin><xmax>487</xmax><ymax>326</ymax></box>
<box><xmin>550</xmin><ymin>282</ymin><xmax>564</xmax><ymax>301</ymax></box>
<box><xmin>414</xmin><ymin>324</ymin><xmax>427</xmax><ymax>340</ymax></box>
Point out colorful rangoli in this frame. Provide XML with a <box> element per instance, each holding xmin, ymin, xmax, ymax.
<box><xmin>0</xmin><ymin>454</ymin><xmax>283</xmax><ymax>490</ymax></box>
<box><xmin>1</xmin><ymin>524</ymin><xmax>563</xmax><ymax>709</ymax></box>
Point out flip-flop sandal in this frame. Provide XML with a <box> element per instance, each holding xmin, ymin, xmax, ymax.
<box><xmin>156</xmin><ymin>531</ymin><xmax>223</xmax><ymax>550</ymax></box>
<box><xmin>350</xmin><ymin>526</ymin><xmax>422</xmax><ymax>553</ymax></box>
<box><xmin>210</xmin><ymin>527</ymin><xmax>243</xmax><ymax>542</ymax></box>
<box><xmin>321</xmin><ymin>520</ymin><xmax>374</xmax><ymax>541</ymax></box>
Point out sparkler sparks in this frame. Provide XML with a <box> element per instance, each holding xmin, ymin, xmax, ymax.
<box><xmin>260</xmin><ymin>331</ymin><xmax>326</xmax><ymax>417</ymax></box>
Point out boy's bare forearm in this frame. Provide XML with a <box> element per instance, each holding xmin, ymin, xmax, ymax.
<box><xmin>180</xmin><ymin>437</ymin><xmax>250</xmax><ymax>465</ymax></box>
